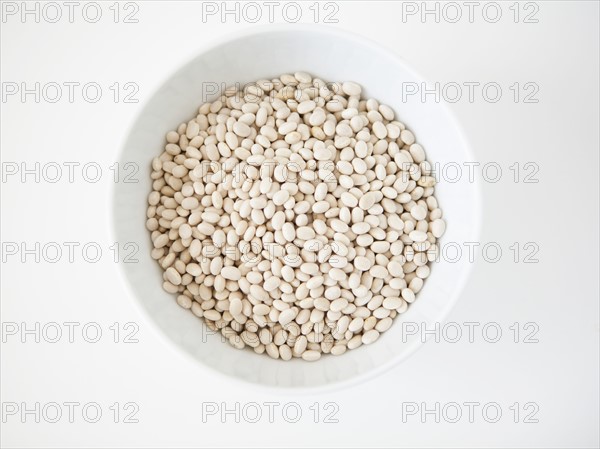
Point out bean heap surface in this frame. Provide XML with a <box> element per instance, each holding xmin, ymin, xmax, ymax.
<box><xmin>146</xmin><ymin>72</ymin><xmax>446</xmax><ymax>361</ymax></box>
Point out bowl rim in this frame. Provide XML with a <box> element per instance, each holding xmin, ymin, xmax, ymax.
<box><xmin>110</xmin><ymin>23</ymin><xmax>483</xmax><ymax>395</ymax></box>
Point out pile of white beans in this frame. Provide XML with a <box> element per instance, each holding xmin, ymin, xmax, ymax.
<box><xmin>146</xmin><ymin>72</ymin><xmax>445</xmax><ymax>361</ymax></box>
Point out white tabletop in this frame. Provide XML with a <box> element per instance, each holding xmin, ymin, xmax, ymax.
<box><xmin>1</xmin><ymin>1</ymin><xmax>598</xmax><ymax>447</ymax></box>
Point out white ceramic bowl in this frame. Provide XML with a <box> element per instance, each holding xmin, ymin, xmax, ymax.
<box><xmin>112</xmin><ymin>25</ymin><xmax>481</xmax><ymax>391</ymax></box>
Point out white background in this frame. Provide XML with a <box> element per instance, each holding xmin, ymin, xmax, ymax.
<box><xmin>1</xmin><ymin>1</ymin><xmax>598</xmax><ymax>447</ymax></box>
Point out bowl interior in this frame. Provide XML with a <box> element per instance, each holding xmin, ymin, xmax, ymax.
<box><xmin>113</xmin><ymin>27</ymin><xmax>479</xmax><ymax>390</ymax></box>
